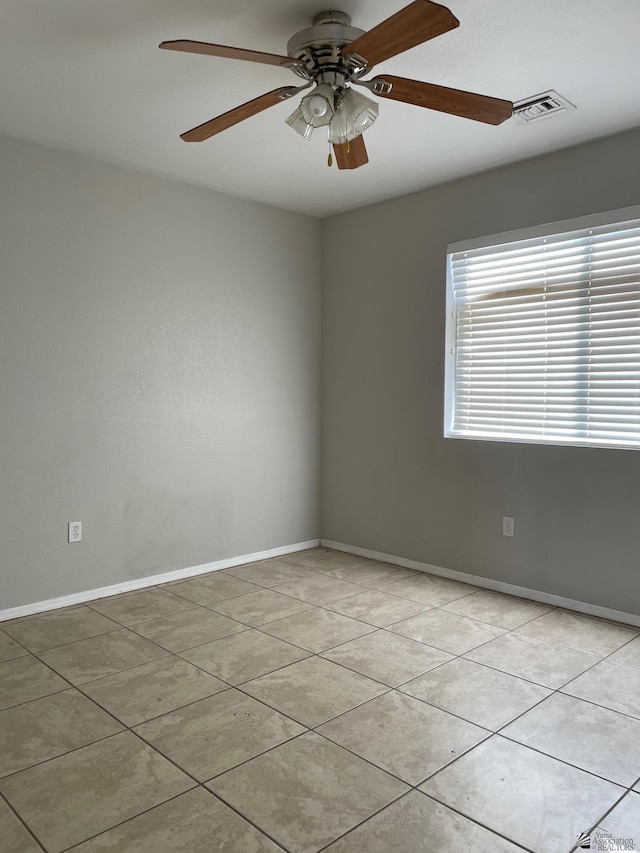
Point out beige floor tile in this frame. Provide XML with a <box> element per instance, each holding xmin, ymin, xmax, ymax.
<box><xmin>515</xmin><ymin>609</ymin><xmax>638</xmax><ymax>656</ymax></box>
<box><xmin>503</xmin><ymin>692</ymin><xmax>640</xmax><ymax>787</ymax></box>
<box><xmin>390</xmin><ymin>609</ymin><xmax>506</xmax><ymax>655</ymax></box>
<box><xmin>381</xmin><ymin>574</ymin><xmax>479</xmax><ymax>606</ymax></box>
<box><xmin>207</xmin><ymin>732</ymin><xmax>408</xmax><ymax>853</ymax></box>
<box><xmin>324</xmin><ymin>589</ymin><xmax>428</xmax><ymax>627</ymax></box>
<box><xmin>87</xmin><ymin>588</ymin><xmax>195</xmax><ymax>627</ymax></box>
<box><xmin>180</xmin><ymin>629</ymin><xmax>309</xmax><ymax>685</ymax></box>
<box><xmin>70</xmin><ymin>787</ymin><xmax>281</xmax><ymax>852</ymax></box>
<box><xmin>0</xmin><ymin>798</ymin><xmax>42</xmax><ymax>853</ymax></box>
<box><xmin>421</xmin><ymin>737</ymin><xmax>623</xmax><ymax>853</ymax></box>
<box><xmin>324</xmin><ymin>790</ymin><xmax>523</xmax><ymax>853</ymax></box>
<box><xmin>400</xmin><ymin>658</ymin><xmax>551</xmax><ymax>731</ymax></box>
<box><xmin>39</xmin><ymin>629</ymin><xmax>168</xmax><ymax>685</ymax></box>
<box><xmin>443</xmin><ymin>589</ymin><xmax>554</xmax><ymax>629</ymax></box>
<box><xmin>261</xmin><ymin>608</ymin><xmax>375</xmax><ymax>653</ymax></box>
<box><xmin>135</xmin><ymin>689</ymin><xmax>305</xmax><ymax>781</ymax></box>
<box><xmin>465</xmin><ymin>632</ymin><xmax>600</xmax><ymax>689</ymax></box>
<box><xmin>2</xmin><ymin>607</ymin><xmax>120</xmax><ymax>653</ymax></box>
<box><xmin>562</xmin><ymin>659</ymin><xmax>640</xmax><ymax>720</ymax></box>
<box><xmin>129</xmin><ymin>607</ymin><xmax>246</xmax><ymax>653</ymax></box>
<box><xmin>0</xmin><ymin>629</ymin><xmax>29</xmax><ymax>662</ymax></box>
<box><xmin>594</xmin><ymin>792</ymin><xmax>640</xmax><ymax>852</ymax></box>
<box><xmin>322</xmin><ymin>630</ymin><xmax>453</xmax><ymax>687</ymax></box>
<box><xmin>281</xmin><ymin>548</ymin><xmax>365</xmax><ymax>573</ymax></box>
<box><xmin>608</xmin><ymin>635</ymin><xmax>640</xmax><ymax>669</ymax></box>
<box><xmin>0</xmin><ymin>688</ymin><xmax>123</xmax><ymax>777</ymax></box>
<box><xmin>225</xmin><ymin>558</ymin><xmax>318</xmax><ymax>587</ymax></box>
<box><xmin>209</xmin><ymin>589</ymin><xmax>313</xmax><ymax>627</ymax></box>
<box><xmin>273</xmin><ymin>574</ymin><xmax>362</xmax><ymax>605</ymax></box>
<box><xmin>318</xmin><ymin>691</ymin><xmax>488</xmax><ymax>785</ymax></box>
<box><xmin>0</xmin><ymin>656</ymin><xmax>68</xmax><ymax>710</ymax></box>
<box><xmin>81</xmin><ymin>656</ymin><xmax>228</xmax><ymax>726</ymax></box>
<box><xmin>242</xmin><ymin>656</ymin><xmax>387</xmax><ymax>728</ymax></box>
<box><xmin>164</xmin><ymin>573</ymin><xmax>260</xmax><ymax>605</ymax></box>
<box><xmin>317</xmin><ymin>562</ymin><xmax>421</xmax><ymax>588</ymax></box>
<box><xmin>0</xmin><ymin>731</ymin><xmax>194</xmax><ymax>853</ymax></box>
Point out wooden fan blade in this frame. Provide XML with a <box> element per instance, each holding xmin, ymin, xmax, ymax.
<box><xmin>160</xmin><ymin>40</ymin><xmax>305</xmax><ymax>70</ymax></box>
<box><xmin>344</xmin><ymin>1</ymin><xmax>459</xmax><ymax>68</ymax></box>
<box><xmin>181</xmin><ymin>87</ymin><xmax>298</xmax><ymax>142</ymax></box>
<box><xmin>333</xmin><ymin>135</ymin><xmax>369</xmax><ymax>170</ymax></box>
<box><xmin>372</xmin><ymin>75</ymin><xmax>513</xmax><ymax>125</ymax></box>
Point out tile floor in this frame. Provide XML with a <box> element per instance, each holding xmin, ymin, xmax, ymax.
<box><xmin>1</xmin><ymin>548</ymin><xmax>639</xmax><ymax>852</ymax></box>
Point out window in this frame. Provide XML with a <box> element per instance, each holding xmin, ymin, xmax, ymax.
<box><xmin>445</xmin><ymin>206</ymin><xmax>640</xmax><ymax>449</ymax></box>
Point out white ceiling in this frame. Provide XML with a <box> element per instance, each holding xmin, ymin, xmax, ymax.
<box><xmin>1</xmin><ymin>0</ymin><xmax>639</xmax><ymax>217</ymax></box>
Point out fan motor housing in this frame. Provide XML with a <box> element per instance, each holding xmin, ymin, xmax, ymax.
<box><xmin>287</xmin><ymin>11</ymin><xmax>365</xmax><ymax>78</ymax></box>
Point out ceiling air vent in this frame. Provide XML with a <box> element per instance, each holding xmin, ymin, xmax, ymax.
<box><xmin>513</xmin><ymin>90</ymin><xmax>576</xmax><ymax>123</ymax></box>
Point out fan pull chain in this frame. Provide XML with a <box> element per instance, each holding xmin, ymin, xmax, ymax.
<box><xmin>345</xmin><ymin>139</ymin><xmax>350</xmax><ymax>154</ymax></box>
<box><xmin>327</xmin><ymin>146</ymin><xmax>333</xmax><ymax>167</ymax></box>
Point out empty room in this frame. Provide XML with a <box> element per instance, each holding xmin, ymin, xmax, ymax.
<box><xmin>1</xmin><ymin>1</ymin><xmax>639</xmax><ymax>851</ymax></box>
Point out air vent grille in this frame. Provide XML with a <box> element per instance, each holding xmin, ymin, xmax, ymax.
<box><xmin>513</xmin><ymin>90</ymin><xmax>575</xmax><ymax>123</ymax></box>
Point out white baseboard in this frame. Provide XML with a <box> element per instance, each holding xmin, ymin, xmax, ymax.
<box><xmin>321</xmin><ymin>538</ymin><xmax>640</xmax><ymax>628</ymax></box>
<box><xmin>0</xmin><ymin>539</ymin><xmax>320</xmax><ymax>623</ymax></box>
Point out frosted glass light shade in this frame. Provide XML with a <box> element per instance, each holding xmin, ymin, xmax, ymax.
<box><xmin>285</xmin><ymin>107</ymin><xmax>314</xmax><ymax>140</ymax></box>
<box><xmin>328</xmin><ymin>88</ymin><xmax>378</xmax><ymax>144</ymax></box>
<box><xmin>299</xmin><ymin>83</ymin><xmax>335</xmax><ymax>128</ymax></box>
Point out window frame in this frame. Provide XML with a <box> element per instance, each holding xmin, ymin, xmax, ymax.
<box><xmin>444</xmin><ymin>204</ymin><xmax>640</xmax><ymax>451</ymax></box>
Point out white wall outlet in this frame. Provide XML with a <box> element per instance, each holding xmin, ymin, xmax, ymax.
<box><xmin>502</xmin><ymin>516</ymin><xmax>515</xmax><ymax>538</ymax></box>
<box><xmin>68</xmin><ymin>521</ymin><xmax>82</xmax><ymax>543</ymax></box>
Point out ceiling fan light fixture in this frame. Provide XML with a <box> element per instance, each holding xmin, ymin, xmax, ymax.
<box><xmin>299</xmin><ymin>83</ymin><xmax>335</xmax><ymax>127</ymax></box>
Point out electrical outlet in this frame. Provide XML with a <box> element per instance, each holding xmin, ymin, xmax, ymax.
<box><xmin>502</xmin><ymin>516</ymin><xmax>515</xmax><ymax>538</ymax></box>
<box><xmin>68</xmin><ymin>521</ymin><xmax>82</xmax><ymax>543</ymax></box>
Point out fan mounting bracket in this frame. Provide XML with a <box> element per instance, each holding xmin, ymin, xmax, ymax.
<box><xmin>312</xmin><ymin>11</ymin><xmax>351</xmax><ymax>27</ymax></box>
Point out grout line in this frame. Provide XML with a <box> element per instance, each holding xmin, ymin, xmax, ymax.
<box><xmin>564</xmin><ymin>785</ymin><xmax>636</xmax><ymax>853</ymax></box>
<box><xmin>198</xmin><ymin>786</ymin><xmax>292</xmax><ymax>853</ymax></box>
<box><xmin>493</xmin><ymin>732</ymin><xmax>630</xmax><ymax>790</ymax></box>
<box><xmin>198</xmin><ymin>729</ymin><xmax>313</xmax><ymax>787</ymax></box>
<box><xmin>313</xmin><ymin>704</ymin><xmax>491</xmax><ymax>788</ymax></box>
<box><xmin>56</xmin><ymin>788</ymin><xmax>214</xmax><ymax>853</ymax></box>
<box><xmin>75</xmin><ymin>684</ymin><xmax>235</xmax><ymax>729</ymax></box>
<box><xmin>0</xmin><ymin>630</ymin><xmax>35</xmax><ymax>659</ymax></box>
<box><xmin>394</xmin><ymin>676</ymin><xmax>551</xmax><ymax>732</ymax></box>
<box><xmin>0</xmin><ymin>728</ymin><xmax>131</xmax><ymax>784</ymax></box>
<box><xmin>82</xmin><ymin>600</ymin><xmax>203</xmax><ymax>626</ymax></box>
<box><xmin>200</xmin><ymin>786</ymin><xmax>295</xmax><ymax>853</ymax></box>
<box><xmin>129</xmin><ymin>721</ymin><xmax>306</xmax><ymax>791</ymax></box>
<box><xmin>2</xmin><ymin>627</ymin><xmax>125</xmax><ymax>656</ymax></box>
<box><xmin>238</xmin><ymin>668</ymin><xmax>392</xmax><ymax>728</ymax></box>
<box><xmin>310</xmin><ymin>789</ymin><xmax>417</xmax><ymax>853</ymax></box>
<box><xmin>176</xmin><ymin>636</ymin><xmax>313</xmax><ymax>681</ymax></box>
<box><xmin>0</xmin><ymin>790</ymin><xmax>48</xmax><ymax>852</ymax></box>
<box><xmin>435</xmin><ymin>602</ymin><xmax>559</xmax><ymax>633</ymax></box>
<box><xmin>415</xmin><ymin>786</ymin><xmax>538</xmax><ymax>853</ymax></box>
<box><xmin>125</xmin><ymin>620</ymin><xmax>253</xmax><ymax>656</ymax></box>
<box><xmin>33</xmin><ymin>647</ymin><xmax>173</xmax><ymax>687</ymax></box>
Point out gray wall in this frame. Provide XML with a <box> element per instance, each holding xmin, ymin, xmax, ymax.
<box><xmin>1</xmin><ymin>136</ymin><xmax>321</xmax><ymax>609</ymax></box>
<box><xmin>322</xmin><ymin>127</ymin><xmax>640</xmax><ymax>614</ymax></box>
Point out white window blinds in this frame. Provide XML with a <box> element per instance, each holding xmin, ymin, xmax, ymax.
<box><xmin>445</xmin><ymin>207</ymin><xmax>640</xmax><ymax>449</ymax></box>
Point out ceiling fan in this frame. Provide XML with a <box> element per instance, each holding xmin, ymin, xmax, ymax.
<box><xmin>160</xmin><ymin>0</ymin><xmax>513</xmax><ymax>170</ymax></box>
